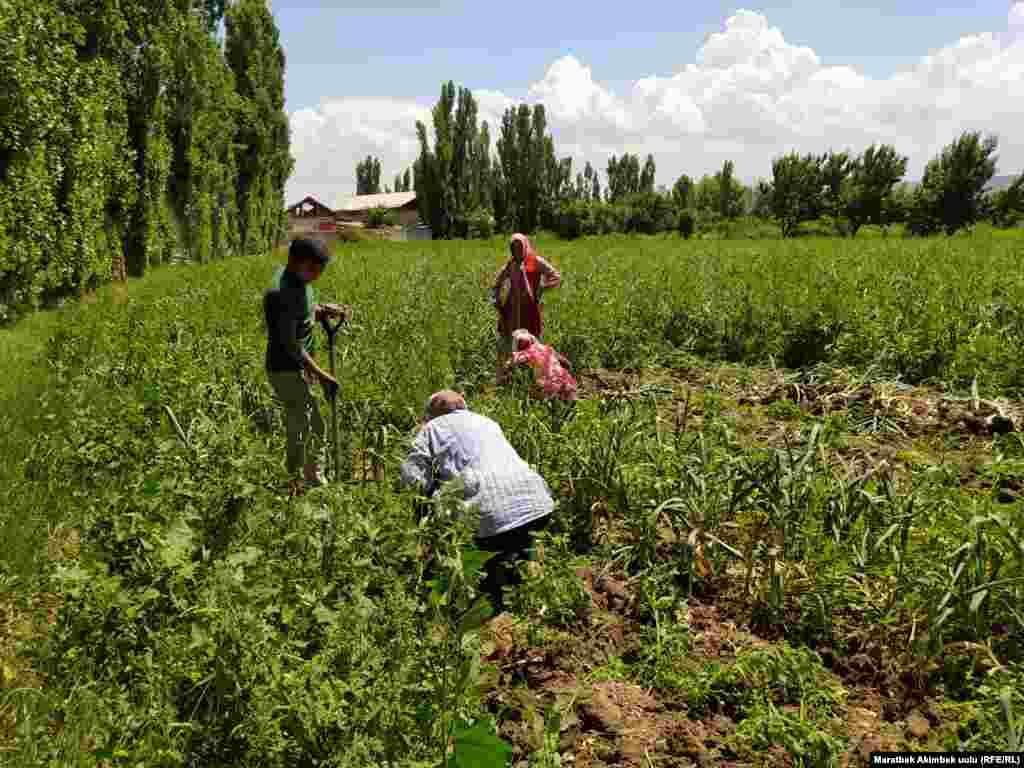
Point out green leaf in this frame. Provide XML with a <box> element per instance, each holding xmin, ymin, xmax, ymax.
<box><xmin>457</xmin><ymin>600</ymin><xmax>494</xmax><ymax>635</ymax></box>
<box><xmin>189</xmin><ymin>623</ymin><xmax>209</xmax><ymax>650</ymax></box>
<box><xmin>452</xmin><ymin>662</ymin><xmax>479</xmax><ymax>710</ymax></box>
<box><xmin>969</xmin><ymin>589</ymin><xmax>988</xmax><ymax>615</ymax></box>
<box><xmin>227</xmin><ymin>546</ymin><xmax>263</xmax><ymax>568</ymax></box>
<box><xmin>313</xmin><ymin>603</ymin><xmax>338</xmax><ymax>626</ymax></box>
<box><xmin>429</xmin><ymin>575</ymin><xmax>451</xmax><ymax>605</ymax></box>
<box><xmin>461</xmin><ymin>546</ymin><xmax>498</xmax><ymax>583</ymax></box>
<box><xmin>933</xmin><ymin>606</ymin><xmax>955</xmax><ymax>631</ymax></box>
<box><xmin>873</xmin><ymin>523</ymin><xmax>900</xmax><ymax>552</ymax></box>
<box><xmin>452</xmin><ymin>719</ymin><xmax>513</xmax><ymax>768</ymax></box>
<box><xmin>160</xmin><ymin>519</ymin><xmax>195</xmax><ymax>569</ymax></box>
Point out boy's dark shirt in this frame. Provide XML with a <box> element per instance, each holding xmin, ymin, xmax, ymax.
<box><xmin>264</xmin><ymin>268</ymin><xmax>318</xmax><ymax>372</ymax></box>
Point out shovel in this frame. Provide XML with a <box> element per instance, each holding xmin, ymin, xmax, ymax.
<box><xmin>319</xmin><ymin>310</ymin><xmax>347</xmax><ymax>482</ymax></box>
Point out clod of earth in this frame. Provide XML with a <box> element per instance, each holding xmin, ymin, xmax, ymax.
<box><xmin>580</xmin><ymin>688</ymin><xmax>625</xmax><ymax>735</ymax></box>
<box><xmin>576</xmin><ymin>567</ymin><xmax>635</xmax><ymax>615</ymax></box>
<box><xmin>906</xmin><ymin>711</ymin><xmax>931</xmax><ymax>739</ymax></box>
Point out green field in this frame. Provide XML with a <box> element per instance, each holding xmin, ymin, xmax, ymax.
<box><xmin>3</xmin><ymin>232</ymin><xmax>1024</xmax><ymax>767</ymax></box>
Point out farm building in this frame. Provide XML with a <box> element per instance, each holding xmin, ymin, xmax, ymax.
<box><xmin>286</xmin><ymin>196</ymin><xmax>337</xmax><ymax>237</ymax></box>
<box><xmin>334</xmin><ymin>191</ymin><xmax>420</xmax><ymax>227</ymax></box>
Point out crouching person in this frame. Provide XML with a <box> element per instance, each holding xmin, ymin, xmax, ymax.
<box><xmin>399</xmin><ymin>390</ymin><xmax>553</xmax><ymax>614</ymax></box>
<box><xmin>509</xmin><ymin>329</ymin><xmax>578</xmax><ymax>401</ymax></box>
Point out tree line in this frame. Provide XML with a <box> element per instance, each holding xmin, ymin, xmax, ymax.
<box><xmin>0</xmin><ymin>0</ymin><xmax>292</xmax><ymax>322</ymax></box>
<box><xmin>358</xmin><ymin>80</ymin><xmax>1024</xmax><ymax>241</ymax></box>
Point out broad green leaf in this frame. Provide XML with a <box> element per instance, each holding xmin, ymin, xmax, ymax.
<box><xmin>461</xmin><ymin>547</ymin><xmax>498</xmax><ymax>583</ymax></box>
<box><xmin>429</xmin><ymin>575</ymin><xmax>452</xmax><ymax>606</ymax></box>
<box><xmin>452</xmin><ymin>719</ymin><xmax>513</xmax><ymax>768</ymax></box>
<box><xmin>455</xmin><ymin>653</ymin><xmax>481</xmax><ymax>698</ymax></box>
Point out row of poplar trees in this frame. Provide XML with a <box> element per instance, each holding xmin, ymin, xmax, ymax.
<box><xmin>0</xmin><ymin>0</ymin><xmax>292</xmax><ymax>321</ymax></box>
<box><xmin>400</xmin><ymin>81</ymin><xmax>1024</xmax><ymax>241</ymax></box>
<box><xmin>407</xmin><ymin>81</ymin><xmax>745</xmax><ymax>240</ymax></box>
<box><xmin>411</xmin><ymin>81</ymin><xmax>578</xmax><ymax>239</ymax></box>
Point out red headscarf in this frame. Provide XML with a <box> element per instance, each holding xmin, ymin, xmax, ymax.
<box><xmin>510</xmin><ymin>233</ymin><xmax>538</xmax><ymax>274</ymax></box>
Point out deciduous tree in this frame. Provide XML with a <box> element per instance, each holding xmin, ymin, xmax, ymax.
<box><xmin>844</xmin><ymin>144</ymin><xmax>908</xmax><ymax>236</ymax></box>
<box><xmin>716</xmin><ymin>160</ymin><xmax>745</xmax><ymax>220</ymax></box>
<box><xmin>671</xmin><ymin>174</ymin><xmax>693</xmax><ymax>209</ymax></box>
<box><xmin>764</xmin><ymin>152</ymin><xmax>824</xmax><ymax>237</ymax></box>
<box><xmin>819</xmin><ymin>150</ymin><xmax>851</xmax><ymax>234</ymax></box>
<box><xmin>990</xmin><ymin>174</ymin><xmax>1024</xmax><ymax>228</ymax></box>
<box><xmin>908</xmin><ymin>132</ymin><xmax>998</xmax><ymax>236</ymax></box>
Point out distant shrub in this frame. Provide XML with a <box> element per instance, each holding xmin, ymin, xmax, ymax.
<box><xmin>466</xmin><ymin>209</ymin><xmax>494</xmax><ymax>239</ymax></box>
<box><xmin>623</xmin><ymin>192</ymin><xmax>675</xmax><ymax>235</ymax></box>
<box><xmin>782</xmin><ymin>311</ymin><xmax>841</xmax><ymax>369</ymax></box>
<box><xmin>677</xmin><ymin>209</ymin><xmax>696</xmax><ymax>239</ymax></box>
<box><xmin>335</xmin><ymin>226</ymin><xmax>370</xmax><ymax>242</ymax></box>
<box><xmin>366</xmin><ymin>208</ymin><xmax>398</xmax><ymax>228</ymax></box>
<box><xmin>556</xmin><ymin>200</ymin><xmax>595</xmax><ymax>239</ymax></box>
<box><xmin>448</xmin><ymin>208</ymin><xmax>495</xmax><ymax>239</ymax></box>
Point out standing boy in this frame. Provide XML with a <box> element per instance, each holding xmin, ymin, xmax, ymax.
<box><xmin>263</xmin><ymin>238</ymin><xmax>348</xmax><ymax>496</ymax></box>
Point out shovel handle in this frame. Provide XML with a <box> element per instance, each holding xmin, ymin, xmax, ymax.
<box><xmin>323</xmin><ymin>378</ymin><xmax>339</xmax><ymax>401</ymax></box>
<box><xmin>319</xmin><ymin>315</ymin><xmax>346</xmax><ymax>340</ymax></box>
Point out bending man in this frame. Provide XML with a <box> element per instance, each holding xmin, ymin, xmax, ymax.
<box><xmin>398</xmin><ymin>390</ymin><xmax>553</xmax><ymax>614</ymax></box>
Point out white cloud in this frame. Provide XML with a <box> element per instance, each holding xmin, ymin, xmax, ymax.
<box><xmin>286</xmin><ymin>7</ymin><xmax>1024</xmax><ymax>204</ymax></box>
<box><xmin>1011</xmin><ymin>2</ymin><xmax>1024</xmax><ymax>34</ymax></box>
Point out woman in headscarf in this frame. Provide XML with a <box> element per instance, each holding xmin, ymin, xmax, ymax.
<box><xmin>510</xmin><ymin>330</ymin><xmax>578</xmax><ymax>401</ymax></box>
<box><xmin>491</xmin><ymin>234</ymin><xmax>562</xmax><ymax>385</ymax></box>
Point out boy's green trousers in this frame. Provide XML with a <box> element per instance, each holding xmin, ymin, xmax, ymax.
<box><xmin>268</xmin><ymin>369</ymin><xmax>326</xmax><ymax>475</ymax></box>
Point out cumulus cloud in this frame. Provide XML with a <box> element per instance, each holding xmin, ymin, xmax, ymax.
<box><xmin>286</xmin><ymin>7</ymin><xmax>1024</xmax><ymax>203</ymax></box>
<box><xmin>1011</xmin><ymin>2</ymin><xmax>1024</xmax><ymax>33</ymax></box>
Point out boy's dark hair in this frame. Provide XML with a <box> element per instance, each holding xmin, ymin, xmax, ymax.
<box><xmin>288</xmin><ymin>237</ymin><xmax>330</xmax><ymax>267</ymax></box>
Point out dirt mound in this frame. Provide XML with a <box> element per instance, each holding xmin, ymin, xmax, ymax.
<box><xmin>750</xmin><ymin>380</ymin><xmax>1020</xmax><ymax>438</ymax></box>
<box><xmin>575</xmin><ymin>567</ymin><xmax>635</xmax><ymax>616</ymax></box>
<box><xmin>577</xmin><ymin>365</ymin><xmax>1023</xmax><ymax>442</ymax></box>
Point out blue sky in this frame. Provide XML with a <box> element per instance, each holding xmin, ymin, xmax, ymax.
<box><xmin>279</xmin><ymin>2</ymin><xmax>1024</xmax><ymax>203</ymax></box>
<box><xmin>275</xmin><ymin>1</ymin><xmax>1013</xmax><ymax>111</ymax></box>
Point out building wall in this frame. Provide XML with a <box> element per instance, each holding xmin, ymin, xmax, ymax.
<box><xmin>400</xmin><ymin>224</ymin><xmax>433</xmax><ymax>241</ymax></box>
<box><xmin>288</xmin><ymin>216</ymin><xmax>334</xmax><ymax>235</ymax></box>
<box><xmin>336</xmin><ymin>207</ymin><xmax>419</xmax><ymax>226</ymax></box>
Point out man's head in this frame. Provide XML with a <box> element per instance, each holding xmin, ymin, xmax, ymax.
<box><xmin>287</xmin><ymin>238</ymin><xmax>331</xmax><ymax>283</ymax></box>
<box><xmin>423</xmin><ymin>389</ymin><xmax>467</xmax><ymax>423</ymax></box>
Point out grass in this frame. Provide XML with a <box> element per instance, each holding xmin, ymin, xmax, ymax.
<box><xmin>2</xmin><ymin>230</ymin><xmax>1024</xmax><ymax>767</ymax></box>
